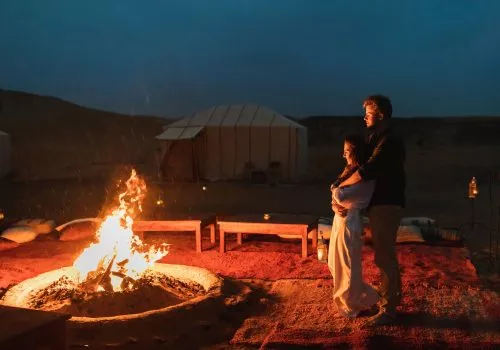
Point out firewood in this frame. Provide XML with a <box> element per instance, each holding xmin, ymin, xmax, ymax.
<box><xmin>79</xmin><ymin>255</ymin><xmax>116</xmax><ymax>292</ymax></box>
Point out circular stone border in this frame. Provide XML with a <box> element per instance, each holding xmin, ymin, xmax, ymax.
<box><xmin>1</xmin><ymin>263</ymin><xmax>223</xmax><ymax>324</ymax></box>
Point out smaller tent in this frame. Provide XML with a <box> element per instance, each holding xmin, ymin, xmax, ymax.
<box><xmin>0</xmin><ymin>131</ymin><xmax>11</xmax><ymax>178</ymax></box>
<box><xmin>155</xmin><ymin>104</ymin><xmax>308</xmax><ymax>182</ymax></box>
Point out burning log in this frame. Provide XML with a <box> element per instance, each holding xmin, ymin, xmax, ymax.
<box><xmin>111</xmin><ymin>271</ymin><xmax>137</xmax><ymax>290</ymax></box>
<box><xmin>79</xmin><ymin>255</ymin><xmax>116</xmax><ymax>292</ymax></box>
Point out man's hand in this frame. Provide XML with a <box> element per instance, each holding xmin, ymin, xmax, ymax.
<box><xmin>339</xmin><ymin>170</ymin><xmax>362</xmax><ymax>188</ymax></box>
<box><xmin>331</xmin><ymin>197</ymin><xmax>347</xmax><ymax>217</ymax></box>
<box><xmin>332</xmin><ymin>202</ymin><xmax>347</xmax><ymax>217</ymax></box>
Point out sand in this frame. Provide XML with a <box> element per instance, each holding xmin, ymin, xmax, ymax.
<box><xmin>0</xmin><ymin>228</ymin><xmax>499</xmax><ymax>348</ymax></box>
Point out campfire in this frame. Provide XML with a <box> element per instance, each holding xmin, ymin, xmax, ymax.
<box><xmin>1</xmin><ymin>170</ymin><xmax>223</xmax><ymax>320</ymax></box>
<box><xmin>73</xmin><ymin>169</ymin><xmax>168</xmax><ymax>293</ymax></box>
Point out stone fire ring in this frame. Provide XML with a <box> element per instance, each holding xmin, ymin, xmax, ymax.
<box><xmin>1</xmin><ymin>263</ymin><xmax>223</xmax><ymax>324</ymax></box>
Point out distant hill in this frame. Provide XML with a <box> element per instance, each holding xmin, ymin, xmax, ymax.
<box><xmin>0</xmin><ymin>89</ymin><xmax>175</xmax><ymax>180</ymax></box>
<box><xmin>301</xmin><ymin>115</ymin><xmax>500</xmax><ymax>147</ymax></box>
<box><xmin>0</xmin><ymin>89</ymin><xmax>173</xmax><ymax>122</ymax></box>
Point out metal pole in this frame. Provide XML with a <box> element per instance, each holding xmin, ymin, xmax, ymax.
<box><xmin>489</xmin><ymin>171</ymin><xmax>494</xmax><ymax>269</ymax></box>
<box><xmin>497</xmin><ymin>205</ymin><xmax>500</xmax><ymax>274</ymax></box>
<box><xmin>471</xmin><ymin>197</ymin><xmax>474</xmax><ymax>230</ymax></box>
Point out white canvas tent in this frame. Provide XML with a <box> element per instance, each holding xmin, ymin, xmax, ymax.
<box><xmin>0</xmin><ymin>130</ymin><xmax>11</xmax><ymax>178</ymax></box>
<box><xmin>155</xmin><ymin>105</ymin><xmax>307</xmax><ymax>182</ymax></box>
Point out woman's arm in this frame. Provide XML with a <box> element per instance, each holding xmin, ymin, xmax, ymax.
<box><xmin>332</xmin><ymin>181</ymin><xmax>375</xmax><ymax>209</ymax></box>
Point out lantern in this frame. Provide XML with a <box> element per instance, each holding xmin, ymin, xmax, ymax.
<box><xmin>468</xmin><ymin>177</ymin><xmax>478</xmax><ymax>199</ymax></box>
<box><xmin>317</xmin><ymin>231</ymin><xmax>328</xmax><ymax>263</ymax></box>
<box><xmin>156</xmin><ymin>192</ymin><xmax>165</xmax><ymax>207</ymax></box>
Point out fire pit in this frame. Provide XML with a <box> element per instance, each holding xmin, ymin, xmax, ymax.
<box><xmin>1</xmin><ymin>263</ymin><xmax>223</xmax><ymax>321</ymax></box>
<box><xmin>0</xmin><ymin>263</ymin><xmax>225</xmax><ymax>347</ymax></box>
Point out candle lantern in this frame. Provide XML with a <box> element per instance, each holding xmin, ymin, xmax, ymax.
<box><xmin>317</xmin><ymin>231</ymin><xmax>328</xmax><ymax>263</ymax></box>
<box><xmin>156</xmin><ymin>192</ymin><xmax>165</xmax><ymax>207</ymax></box>
<box><xmin>468</xmin><ymin>176</ymin><xmax>478</xmax><ymax>199</ymax></box>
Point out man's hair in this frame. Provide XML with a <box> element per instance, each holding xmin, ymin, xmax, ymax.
<box><xmin>363</xmin><ymin>95</ymin><xmax>392</xmax><ymax>119</ymax></box>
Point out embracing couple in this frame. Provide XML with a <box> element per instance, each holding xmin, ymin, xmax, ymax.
<box><xmin>328</xmin><ymin>95</ymin><xmax>406</xmax><ymax>327</ymax></box>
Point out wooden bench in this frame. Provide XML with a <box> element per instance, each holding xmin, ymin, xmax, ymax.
<box><xmin>0</xmin><ymin>305</ymin><xmax>70</xmax><ymax>350</ymax></box>
<box><xmin>218</xmin><ymin>213</ymin><xmax>319</xmax><ymax>258</ymax></box>
<box><xmin>133</xmin><ymin>213</ymin><xmax>216</xmax><ymax>253</ymax></box>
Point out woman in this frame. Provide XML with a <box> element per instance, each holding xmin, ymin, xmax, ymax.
<box><xmin>328</xmin><ymin>134</ymin><xmax>379</xmax><ymax>318</ymax></box>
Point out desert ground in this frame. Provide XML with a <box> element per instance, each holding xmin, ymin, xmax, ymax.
<box><xmin>0</xmin><ymin>90</ymin><xmax>499</xmax><ymax>348</ymax></box>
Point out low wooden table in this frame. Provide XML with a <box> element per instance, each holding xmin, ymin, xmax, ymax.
<box><xmin>0</xmin><ymin>305</ymin><xmax>71</xmax><ymax>350</ymax></box>
<box><xmin>133</xmin><ymin>213</ymin><xmax>216</xmax><ymax>253</ymax></box>
<box><xmin>218</xmin><ymin>214</ymin><xmax>319</xmax><ymax>258</ymax></box>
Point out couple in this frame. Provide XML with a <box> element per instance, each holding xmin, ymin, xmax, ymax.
<box><xmin>328</xmin><ymin>95</ymin><xmax>406</xmax><ymax>327</ymax></box>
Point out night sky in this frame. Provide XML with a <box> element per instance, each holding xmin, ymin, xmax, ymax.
<box><xmin>1</xmin><ymin>1</ymin><xmax>499</xmax><ymax>118</ymax></box>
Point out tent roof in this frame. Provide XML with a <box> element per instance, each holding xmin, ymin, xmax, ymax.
<box><xmin>164</xmin><ymin>104</ymin><xmax>305</xmax><ymax>129</ymax></box>
<box><xmin>155</xmin><ymin>126</ymin><xmax>204</xmax><ymax>141</ymax></box>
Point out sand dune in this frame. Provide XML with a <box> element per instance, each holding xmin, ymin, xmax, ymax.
<box><xmin>0</xmin><ymin>90</ymin><xmax>173</xmax><ymax>180</ymax></box>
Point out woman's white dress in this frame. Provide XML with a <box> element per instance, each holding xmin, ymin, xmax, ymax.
<box><xmin>328</xmin><ymin>180</ymin><xmax>380</xmax><ymax>318</ymax></box>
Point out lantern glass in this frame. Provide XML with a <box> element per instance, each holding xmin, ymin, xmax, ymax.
<box><xmin>317</xmin><ymin>231</ymin><xmax>328</xmax><ymax>263</ymax></box>
<box><xmin>468</xmin><ymin>177</ymin><xmax>478</xmax><ymax>199</ymax></box>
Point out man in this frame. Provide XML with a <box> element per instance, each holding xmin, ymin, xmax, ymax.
<box><xmin>333</xmin><ymin>95</ymin><xmax>406</xmax><ymax>326</ymax></box>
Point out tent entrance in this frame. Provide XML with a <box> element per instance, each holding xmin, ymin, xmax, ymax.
<box><xmin>157</xmin><ymin>126</ymin><xmax>205</xmax><ymax>182</ymax></box>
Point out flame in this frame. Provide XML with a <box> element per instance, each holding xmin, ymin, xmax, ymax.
<box><xmin>73</xmin><ymin>169</ymin><xmax>168</xmax><ymax>292</ymax></box>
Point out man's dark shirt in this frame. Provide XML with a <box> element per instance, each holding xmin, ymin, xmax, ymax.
<box><xmin>358</xmin><ymin>127</ymin><xmax>406</xmax><ymax>208</ymax></box>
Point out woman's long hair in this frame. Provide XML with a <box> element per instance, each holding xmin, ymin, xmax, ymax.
<box><xmin>332</xmin><ymin>134</ymin><xmax>369</xmax><ymax>187</ymax></box>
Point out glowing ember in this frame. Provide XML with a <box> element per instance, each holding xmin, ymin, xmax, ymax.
<box><xmin>73</xmin><ymin>169</ymin><xmax>168</xmax><ymax>292</ymax></box>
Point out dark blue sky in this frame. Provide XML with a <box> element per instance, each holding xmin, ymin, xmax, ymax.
<box><xmin>1</xmin><ymin>1</ymin><xmax>499</xmax><ymax>118</ymax></box>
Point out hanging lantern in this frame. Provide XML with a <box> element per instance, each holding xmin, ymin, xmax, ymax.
<box><xmin>317</xmin><ymin>231</ymin><xmax>328</xmax><ymax>263</ymax></box>
<box><xmin>156</xmin><ymin>192</ymin><xmax>165</xmax><ymax>207</ymax></box>
<box><xmin>468</xmin><ymin>176</ymin><xmax>478</xmax><ymax>199</ymax></box>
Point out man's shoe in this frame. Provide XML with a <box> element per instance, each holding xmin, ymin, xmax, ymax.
<box><xmin>363</xmin><ymin>311</ymin><xmax>396</xmax><ymax>327</ymax></box>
